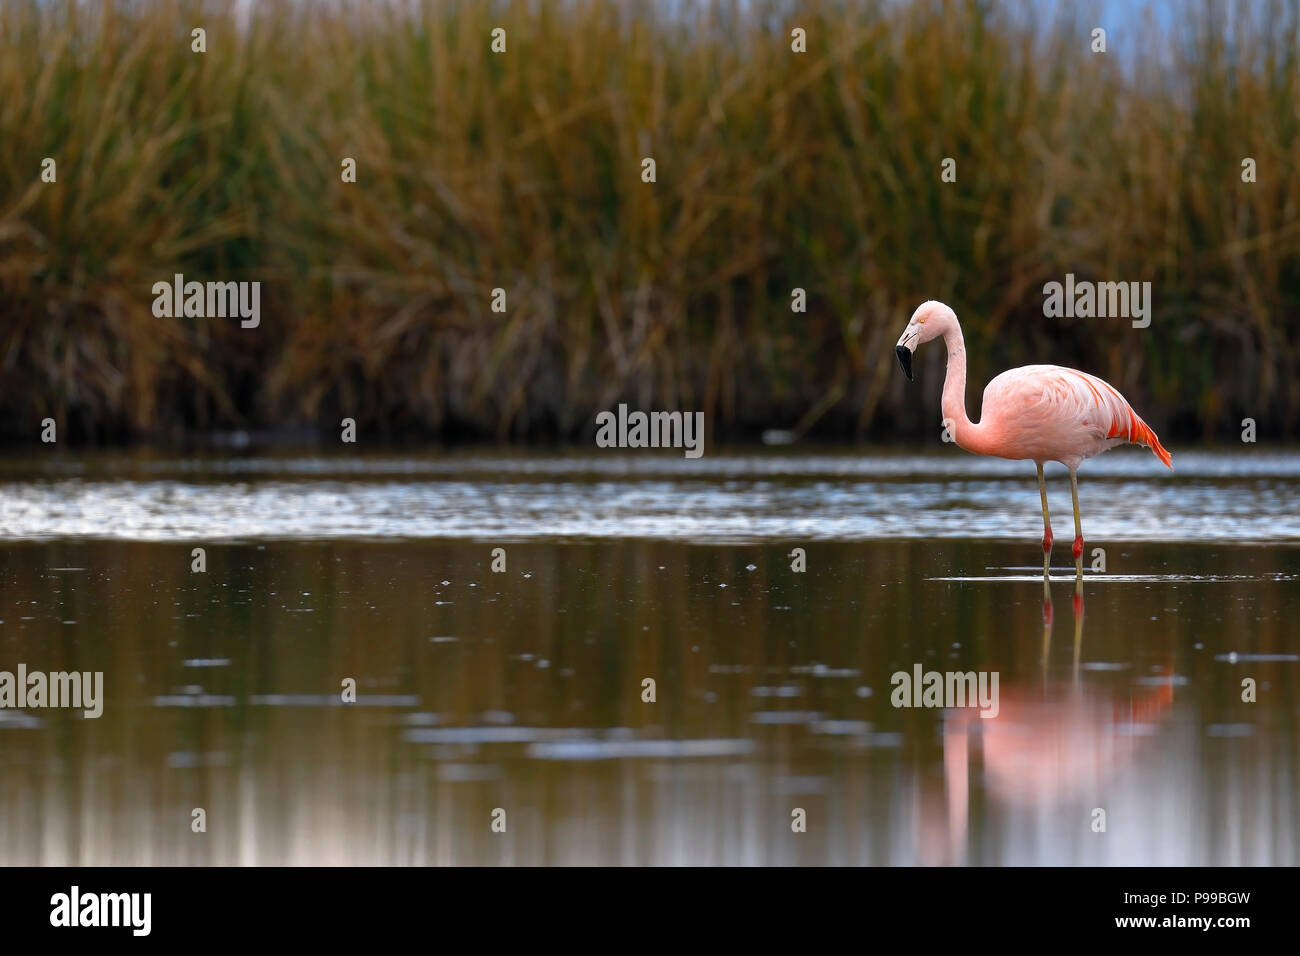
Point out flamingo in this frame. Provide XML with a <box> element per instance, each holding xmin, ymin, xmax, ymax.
<box><xmin>894</xmin><ymin>300</ymin><xmax>1172</xmax><ymax>586</ymax></box>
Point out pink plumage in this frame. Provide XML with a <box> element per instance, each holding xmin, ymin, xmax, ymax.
<box><xmin>977</xmin><ymin>364</ymin><xmax>1172</xmax><ymax>470</ymax></box>
<box><xmin>895</xmin><ymin>300</ymin><xmax>1171</xmax><ymax>580</ymax></box>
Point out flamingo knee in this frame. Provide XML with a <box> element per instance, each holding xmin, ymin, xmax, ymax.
<box><xmin>1042</xmin><ymin>529</ymin><xmax>1053</xmax><ymax>553</ymax></box>
<box><xmin>1072</xmin><ymin>536</ymin><xmax>1083</xmax><ymax>559</ymax></box>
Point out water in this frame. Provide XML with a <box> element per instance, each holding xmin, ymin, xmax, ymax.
<box><xmin>4</xmin><ymin>447</ymin><xmax>1300</xmax><ymax>542</ymax></box>
<box><xmin>0</xmin><ymin>448</ymin><xmax>1296</xmax><ymax>864</ymax></box>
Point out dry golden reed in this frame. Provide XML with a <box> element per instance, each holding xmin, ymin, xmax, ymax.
<box><xmin>0</xmin><ymin>0</ymin><xmax>1297</xmax><ymax>442</ymax></box>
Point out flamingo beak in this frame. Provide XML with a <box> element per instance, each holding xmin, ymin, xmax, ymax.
<box><xmin>895</xmin><ymin>345</ymin><xmax>914</xmax><ymax>382</ymax></box>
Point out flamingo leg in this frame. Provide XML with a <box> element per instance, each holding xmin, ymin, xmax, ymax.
<box><xmin>1070</xmin><ymin>468</ymin><xmax>1084</xmax><ymax>594</ymax></box>
<box><xmin>1036</xmin><ymin>463</ymin><xmax>1052</xmax><ymax>593</ymax></box>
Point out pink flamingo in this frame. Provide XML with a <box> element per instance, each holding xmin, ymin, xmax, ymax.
<box><xmin>895</xmin><ymin>301</ymin><xmax>1172</xmax><ymax>584</ymax></box>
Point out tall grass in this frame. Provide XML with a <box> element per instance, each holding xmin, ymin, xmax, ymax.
<box><xmin>1</xmin><ymin>0</ymin><xmax>1297</xmax><ymax>443</ymax></box>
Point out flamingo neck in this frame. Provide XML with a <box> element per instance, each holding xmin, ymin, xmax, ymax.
<box><xmin>940</xmin><ymin>323</ymin><xmax>984</xmax><ymax>452</ymax></box>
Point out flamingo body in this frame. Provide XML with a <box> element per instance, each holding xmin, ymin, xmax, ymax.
<box><xmin>974</xmin><ymin>364</ymin><xmax>1171</xmax><ymax>470</ymax></box>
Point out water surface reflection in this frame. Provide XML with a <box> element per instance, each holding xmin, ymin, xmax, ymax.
<box><xmin>3</xmin><ymin>448</ymin><xmax>1300</xmax><ymax>542</ymax></box>
<box><xmin>1</xmin><ymin>538</ymin><xmax>1294</xmax><ymax>864</ymax></box>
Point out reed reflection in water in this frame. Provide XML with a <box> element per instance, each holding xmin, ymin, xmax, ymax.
<box><xmin>0</xmin><ymin>537</ymin><xmax>1294</xmax><ymax>865</ymax></box>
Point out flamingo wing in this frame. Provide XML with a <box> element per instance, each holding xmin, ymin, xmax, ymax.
<box><xmin>981</xmin><ymin>365</ymin><xmax>1172</xmax><ymax>468</ymax></box>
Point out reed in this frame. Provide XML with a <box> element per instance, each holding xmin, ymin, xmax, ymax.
<box><xmin>0</xmin><ymin>0</ymin><xmax>1297</xmax><ymax>443</ymax></box>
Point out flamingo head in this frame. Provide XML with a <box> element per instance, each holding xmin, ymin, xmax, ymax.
<box><xmin>895</xmin><ymin>300</ymin><xmax>956</xmax><ymax>382</ymax></box>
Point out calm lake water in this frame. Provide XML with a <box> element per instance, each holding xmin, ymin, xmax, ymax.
<box><xmin>1</xmin><ymin>447</ymin><xmax>1297</xmax><ymax>864</ymax></box>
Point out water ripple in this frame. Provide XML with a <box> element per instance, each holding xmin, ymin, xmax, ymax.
<box><xmin>1</xmin><ymin>451</ymin><xmax>1298</xmax><ymax>543</ymax></box>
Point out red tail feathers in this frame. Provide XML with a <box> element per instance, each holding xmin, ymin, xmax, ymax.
<box><xmin>1133</xmin><ymin>419</ymin><xmax>1173</xmax><ymax>469</ymax></box>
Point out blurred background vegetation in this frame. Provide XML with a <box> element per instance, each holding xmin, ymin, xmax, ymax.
<box><xmin>0</xmin><ymin>0</ymin><xmax>1297</xmax><ymax>444</ymax></box>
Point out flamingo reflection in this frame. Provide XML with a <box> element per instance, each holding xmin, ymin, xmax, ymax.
<box><xmin>920</xmin><ymin>584</ymin><xmax>1176</xmax><ymax>864</ymax></box>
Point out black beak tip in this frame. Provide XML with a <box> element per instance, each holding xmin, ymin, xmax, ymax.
<box><xmin>895</xmin><ymin>345</ymin><xmax>914</xmax><ymax>382</ymax></box>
